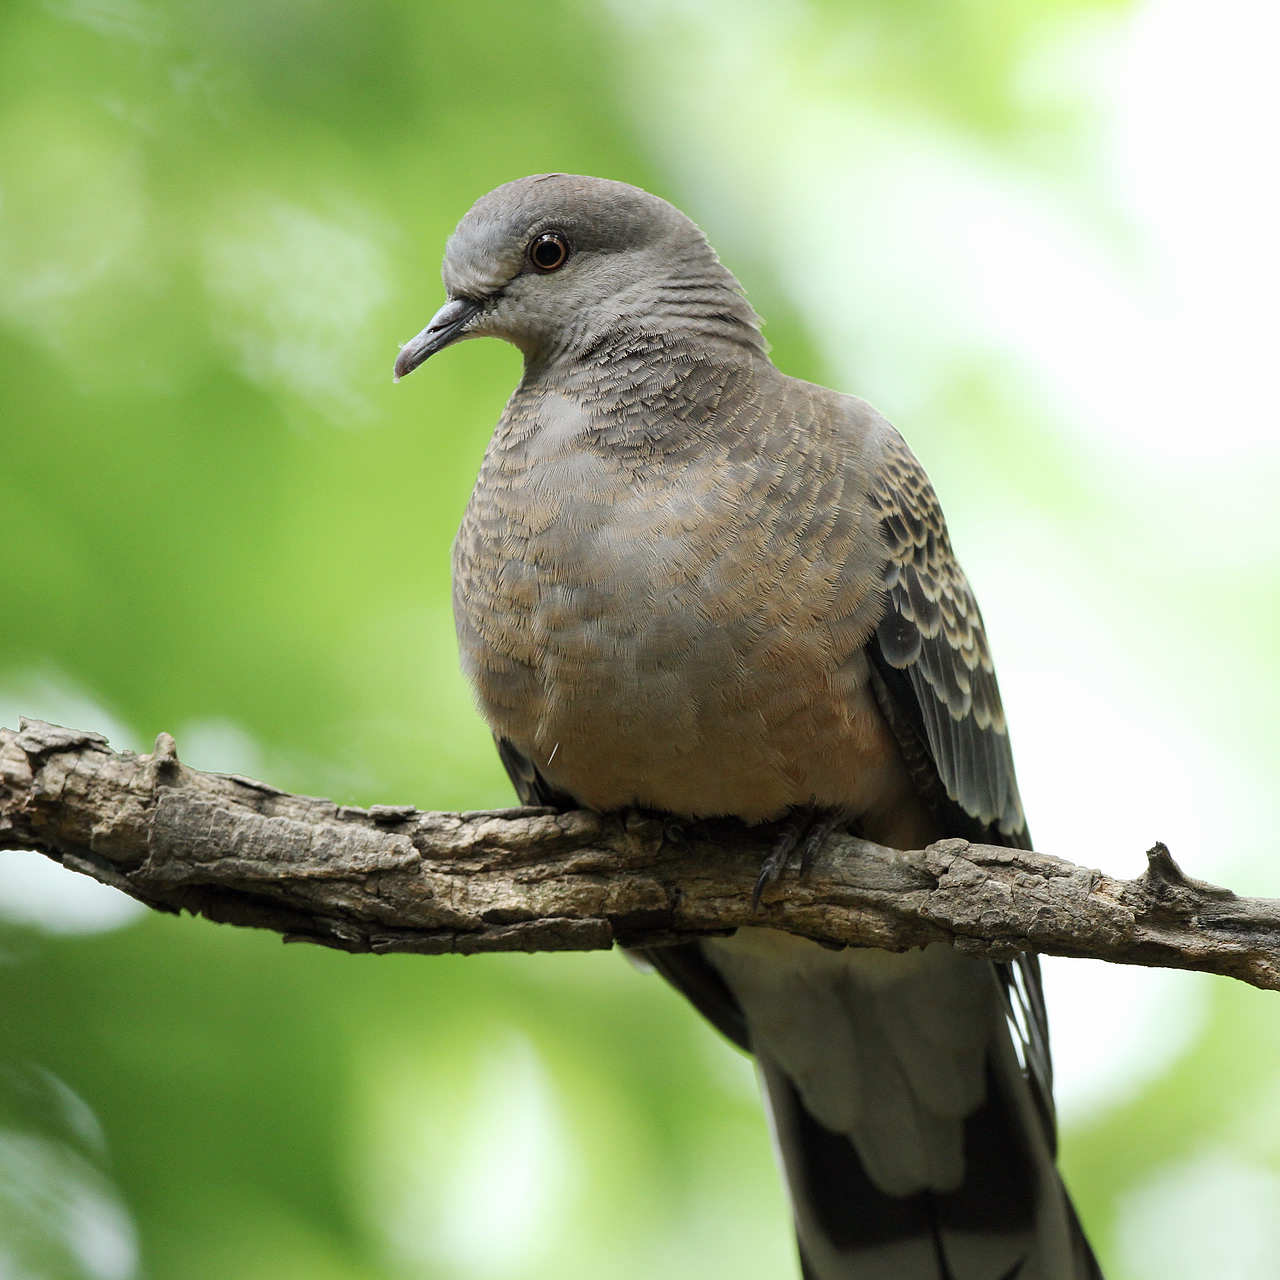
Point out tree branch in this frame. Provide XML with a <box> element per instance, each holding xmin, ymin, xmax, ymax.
<box><xmin>2</xmin><ymin>718</ymin><xmax>1277</xmax><ymax>990</ymax></box>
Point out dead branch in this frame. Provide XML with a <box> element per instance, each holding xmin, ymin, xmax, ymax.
<box><xmin>2</xmin><ymin>718</ymin><xmax>1276</xmax><ymax>990</ymax></box>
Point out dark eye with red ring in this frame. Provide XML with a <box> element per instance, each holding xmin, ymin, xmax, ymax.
<box><xmin>527</xmin><ymin>231</ymin><xmax>570</xmax><ymax>272</ymax></box>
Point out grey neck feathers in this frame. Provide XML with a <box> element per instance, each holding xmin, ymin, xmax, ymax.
<box><xmin>622</xmin><ymin>251</ymin><xmax>766</xmax><ymax>358</ymax></box>
<box><xmin>519</xmin><ymin>326</ymin><xmax>777</xmax><ymax>463</ymax></box>
<box><xmin>530</xmin><ymin>251</ymin><xmax>766</xmax><ymax>377</ymax></box>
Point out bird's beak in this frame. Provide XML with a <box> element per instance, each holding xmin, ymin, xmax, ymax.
<box><xmin>393</xmin><ymin>296</ymin><xmax>483</xmax><ymax>381</ymax></box>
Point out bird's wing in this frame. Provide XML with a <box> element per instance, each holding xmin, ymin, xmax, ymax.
<box><xmin>862</xmin><ymin>427</ymin><xmax>1057</xmax><ymax>1145</ymax></box>
<box><xmin>866</xmin><ymin>429</ymin><xmax>1026</xmax><ymax>843</ymax></box>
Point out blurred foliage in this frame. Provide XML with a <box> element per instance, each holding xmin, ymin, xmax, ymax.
<box><xmin>3</xmin><ymin>0</ymin><xmax>1279</xmax><ymax>1277</ymax></box>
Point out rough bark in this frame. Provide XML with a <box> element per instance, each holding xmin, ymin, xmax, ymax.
<box><xmin>2</xmin><ymin>718</ymin><xmax>1277</xmax><ymax>991</ymax></box>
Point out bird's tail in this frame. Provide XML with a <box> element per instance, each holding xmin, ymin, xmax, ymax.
<box><xmin>705</xmin><ymin>935</ymin><xmax>1104</xmax><ymax>1280</ymax></box>
<box><xmin>759</xmin><ymin>1045</ymin><xmax>1102</xmax><ymax>1279</ymax></box>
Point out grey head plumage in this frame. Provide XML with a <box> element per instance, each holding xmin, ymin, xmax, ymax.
<box><xmin>393</xmin><ymin>173</ymin><xmax>765</xmax><ymax>380</ymax></box>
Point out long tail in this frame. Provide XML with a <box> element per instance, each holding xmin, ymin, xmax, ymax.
<box><xmin>703</xmin><ymin>934</ymin><xmax>1104</xmax><ymax>1280</ymax></box>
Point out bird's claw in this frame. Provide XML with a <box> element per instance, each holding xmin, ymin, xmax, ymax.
<box><xmin>753</xmin><ymin>807</ymin><xmax>842</xmax><ymax>912</ymax></box>
<box><xmin>752</xmin><ymin>841</ymin><xmax>793</xmax><ymax>911</ymax></box>
<box><xmin>799</xmin><ymin>811</ymin><xmax>842</xmax><ymax>876</ymax></box>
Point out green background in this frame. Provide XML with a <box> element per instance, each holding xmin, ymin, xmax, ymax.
<box><xmin>3</xmin><ymin>1</ymin><xmax>1279</xmax><ymax>1277</ymax></box>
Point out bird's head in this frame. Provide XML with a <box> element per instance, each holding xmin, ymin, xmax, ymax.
<box><xmin>393</xmin><ymin>173</ymin><xmax>763</xmax><ymax>380</ymax></box>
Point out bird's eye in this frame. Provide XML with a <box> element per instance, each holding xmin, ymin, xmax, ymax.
<box><xmin>528</xmin><ymin>231</ymin><xmax>570</xmax><ymax>273</ymax></box>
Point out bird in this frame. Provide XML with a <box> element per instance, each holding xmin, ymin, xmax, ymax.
<box><xmin>393</xmin><ymin>173</ymin><xmax>1103</xmax><ymax>1279</ymax></box>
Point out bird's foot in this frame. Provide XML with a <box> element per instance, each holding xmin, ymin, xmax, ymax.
<box><xmin>752</xmin><ymin>806</ymin><xmax>844</xmax><ymax>911</ymax></box>
<box><xmin>798</xmin><ymin>810</ymin><xmax>843</xmax><ymax>876</ymax></box>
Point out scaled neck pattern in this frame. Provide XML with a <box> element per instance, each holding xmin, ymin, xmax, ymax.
<box><xmin>520</xmin><ymin>323</ymin><xmax>777</xmax><ymax>465</ymax></box>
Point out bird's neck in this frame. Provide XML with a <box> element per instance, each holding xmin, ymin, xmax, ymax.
<box><xmin>524</xmin><ymin>255</ymin><xmax>768</xmax><ymax>372</ymax></box>
<box><xmin>519</xmin><ymin>330</ymin><xmax>775</xmax><ymax>457</ymax></box>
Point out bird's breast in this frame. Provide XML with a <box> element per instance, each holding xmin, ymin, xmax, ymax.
<box><xmin>453</xmin><ymin>386</ymin><xmax>915</xmax><ymax>831</ymax></box>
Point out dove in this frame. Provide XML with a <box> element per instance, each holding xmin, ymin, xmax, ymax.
<box><xmin>394</xmin><ymin>174</ymin><xmax>1102</xmax><ymax>1279</ymax></box>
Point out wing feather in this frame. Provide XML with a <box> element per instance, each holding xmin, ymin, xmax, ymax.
<box><xmin>864</xmin><ymin>428</ymin><xmax>1055</xmax><ymax>1142</ymax></box>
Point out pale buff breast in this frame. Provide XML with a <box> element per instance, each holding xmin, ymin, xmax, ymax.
<box><xmin>453</xmin><ymin>384</ymin><xmax>929</xmax><ymax>836</ymax></box>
